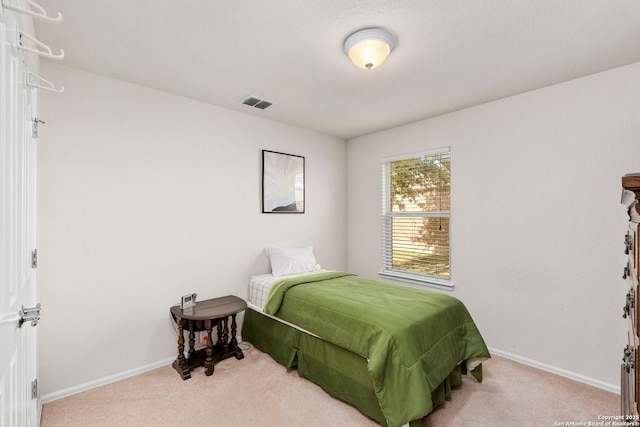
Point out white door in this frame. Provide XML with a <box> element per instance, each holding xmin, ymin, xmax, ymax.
<box><xmin>0</xmin><ymin>6</ymin><xmax>40</xmax><ymax>427</ymax></box>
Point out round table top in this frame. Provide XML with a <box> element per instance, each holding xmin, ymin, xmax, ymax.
<box><xmin>170</xmin><ymin>295</ymin><xmax>246</xmax><ymax>320</ymax></box>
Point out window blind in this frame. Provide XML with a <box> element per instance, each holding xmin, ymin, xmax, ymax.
<box><xmin>381</xmin><ymin>147</ymin><xmax>451</xmax><ymax>288</ymax></box>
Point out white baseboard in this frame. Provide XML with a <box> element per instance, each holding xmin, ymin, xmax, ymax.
<box><xmin>489</xmin><ymin>347</ymin><xmax>620</xmax><ymax>394</ymax></box>
<box><xmin>41</xmin><ymin>344</ymin><xmax>619</xmax><ymax>405</ymax></box>
<box><xmin>40</xmin><ymin>356</ymin><xmax>175</xmax><ymax>404</ymax></box>
<box><xmin>41</xmin><ymin>336</ymin><xmax>247</xmax><ymax>404</ymax></box>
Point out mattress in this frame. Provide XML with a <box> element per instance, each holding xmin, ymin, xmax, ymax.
<box><xmin>248</xmin><ymin>269</ymin><xmax>332</xmax><ymax>311</ymax></box>
<box><xmin>247</xmin><ymin>270</ymin><xmax>334</xmax><ymax>338</ymax></box>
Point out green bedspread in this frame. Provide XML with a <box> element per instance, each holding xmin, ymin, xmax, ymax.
<box><xmin>263</xmin><ymin>271</ymin><xmax>490</xmax><ymax>427</ymax></box>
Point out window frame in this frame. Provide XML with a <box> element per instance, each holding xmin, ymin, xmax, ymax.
<box><xmin>379</xmin><ymin>147</ymin><xmax>453</xmax><ymax>291</ymax></box>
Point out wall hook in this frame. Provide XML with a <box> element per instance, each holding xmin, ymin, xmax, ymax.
<box><xmin>17</xmin><ymin>30</ymin><xmax>64</xmax><ymax>60</ymax></box>
<box><xmin>27</xmin><ymin>71</ymin><xmax>64</xmax><ymax>93</ymax></box>
<box><xmin>1</xmin><ymin>0</ymin><xmax>62</xmax><ymax>24</ymax></box>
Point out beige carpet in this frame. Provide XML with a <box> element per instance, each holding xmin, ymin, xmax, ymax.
<box><xmin>41</xmin><ymin>343</ymin><xmax>617</xmax><ymax>426</ymax></box>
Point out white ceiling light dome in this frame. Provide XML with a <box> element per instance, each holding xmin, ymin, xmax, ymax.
<box><xmin>343</xmin><ymin>28</ymin><xmax>397</xmax><ymax>70</ymax></box>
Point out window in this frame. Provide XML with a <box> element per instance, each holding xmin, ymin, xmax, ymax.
<box><xmin>380</xmin><ymin>147</ymin><xmax>451</xmax><ymax>289</ymax></box>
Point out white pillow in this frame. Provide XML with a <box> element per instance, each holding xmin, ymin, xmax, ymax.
<box><xmin>265</xmin><ymin>246</ymin><xmax>320</xmax><ymax>277</ymax></box>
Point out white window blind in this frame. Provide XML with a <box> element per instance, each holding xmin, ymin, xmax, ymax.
<box><xmin>381</xmin><ymin>147</ymin><xmax>451</xmax><ymax>289</ymax></box>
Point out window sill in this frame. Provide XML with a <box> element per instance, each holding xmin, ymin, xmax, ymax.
<box><xmin>379</xmin><ymin>270</ymin><xmax>454</xmax><ymax>292</ymax></box>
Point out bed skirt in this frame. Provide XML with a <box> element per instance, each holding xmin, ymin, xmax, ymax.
<box><xmin>242</xmin><ymin>307</ymin><xmax>473</xmax><ymax>427</ymax></box>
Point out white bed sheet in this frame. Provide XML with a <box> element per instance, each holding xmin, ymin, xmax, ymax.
<box><xmin>247</xmin><ymin>269</ymin><xmax>331</xmax><ymax>311</ymax></box>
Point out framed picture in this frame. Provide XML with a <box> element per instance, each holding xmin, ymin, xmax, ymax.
<box><xmin>262</xmin><ymin>150</ymin><xmax>305</xmax><ymax>213</ymax></box>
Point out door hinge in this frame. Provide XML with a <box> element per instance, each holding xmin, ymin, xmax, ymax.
<box><xmin>31</xmin><ymin>379</ymin><xmax>38</xmax><ymax>399</ymax></box>
<box><xmin>31</xmin><ymin>249</ymin><xmax>37</xmax><ymax>268</ymax></box>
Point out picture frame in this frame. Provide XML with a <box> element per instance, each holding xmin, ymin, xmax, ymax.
<box><xmin>262</xmin><ymin>150</ymin><xmax>305</xmax><ymax>213</ymax></box>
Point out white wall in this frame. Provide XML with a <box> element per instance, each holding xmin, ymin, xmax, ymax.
<box><xmin>347</xmin><ymin>62</ymin><xmax>640</xmax><ymax>389</ymax></box>
<box><xmin>37</xmin><ymin>62</ymin><xmax>347</xmax><ymax>396</ymax></box>
<box><xmin>39</xmin><ymin>57</ymin><xmax>640</xmax><ymax>398</ymax></box>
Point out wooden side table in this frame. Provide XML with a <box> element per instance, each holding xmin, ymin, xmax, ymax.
<box><xmin>170</xmin><ymin>295</ymin><xmax>246</xmax><ymax>380</ymax></box>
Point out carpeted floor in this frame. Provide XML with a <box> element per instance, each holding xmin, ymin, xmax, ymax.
<box><xmin>40</xmin><ymin>343</ymin><xmax>617</xmax><ymax>426</ymax></box>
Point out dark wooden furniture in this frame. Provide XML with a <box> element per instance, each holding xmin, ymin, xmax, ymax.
<box><xmin>170</xmin><ymin>295</ymin><xmax>246</xmax><ymax>380</ymax></box>
<box><xmin>622</xmin><ymin>173</ymin><xmax>640</xmax><ymax>417</ymax></box>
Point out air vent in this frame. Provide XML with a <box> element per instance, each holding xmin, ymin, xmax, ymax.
<box><xmin>240</xmin><ymin>96</ymin><xmax>273</xmax><ymax>110</ymax></box>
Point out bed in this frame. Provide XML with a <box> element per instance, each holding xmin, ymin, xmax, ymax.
<box><xmin>241</xmin><ymin>248</ymin><xmax>490</xmax><ymax>427</ymax></box>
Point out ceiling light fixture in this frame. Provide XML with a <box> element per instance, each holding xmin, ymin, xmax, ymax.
<box><xmin>343</xmin><ymin>28</ymin><xmax>396</xmax><ymax>70</ymax></box>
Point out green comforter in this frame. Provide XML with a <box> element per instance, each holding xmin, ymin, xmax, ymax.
<box><xmin>264</xmin><ymin>271</ymin><xmax>490</xmax><ymax>427</ymax></box>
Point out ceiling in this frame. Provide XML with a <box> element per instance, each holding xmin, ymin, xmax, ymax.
<box><xmin>31</xmin><ymin>0</ymin><xmax>640</xmax><ymax>139</ymax></box>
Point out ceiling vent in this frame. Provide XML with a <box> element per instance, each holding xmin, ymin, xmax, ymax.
<box><xmin>240</xmin><ymin>96</ymin><xmax>273</xmax><ymax>110</ymax></box>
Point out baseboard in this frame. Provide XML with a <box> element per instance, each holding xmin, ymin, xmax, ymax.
<box><xmin>41</xmin><ymin>345</ymin><xmax>619</xmax><ymax>404</ymax></box>
<box><xmin>40</xmin><ymin>337</ymin><xmax>248</xmax><ymax>404</ymax></box>
<box><xmin>489</xmin><ymin>347</ymin><xmax>620</xmax><ymax>394</ymax></box>
<box><xmin>40</xmin><ymin>356</ymin><xmax>175</xmax><ymax>404</ymax></box>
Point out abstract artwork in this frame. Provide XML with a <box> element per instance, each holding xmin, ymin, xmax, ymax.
<box><xmin>262</xmin><ymin>150</ymin><xmax>305</xmax><ymax>213</ymax></box>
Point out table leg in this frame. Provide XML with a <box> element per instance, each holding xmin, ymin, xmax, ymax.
<box><xmin>230</xmin><ymin>313</ymin><xmax>244</xmax><ymax>360</ymax></box>
<box><xmin>216</xmin><ymin>320</ymin><xmax>224</xmax><ymax>346</ymax></box>
<box><xmin>222</xmin><ymin>317</ymin><xmax>229</xmax><ymax>353</ymax></box>
<box><xmin>171</xmin><ymin>318</ymin><xmax>191</xmax><ymax>380</ymax></box>
<box><xmin>203</xmin><ymin>319</ymin><xmax>215</xmax><ymax>376</ymax></box>
<box><xmin>188</xmin><ymin>320</ymin><xmax>196</xmax><ymax>359</ymax></box>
